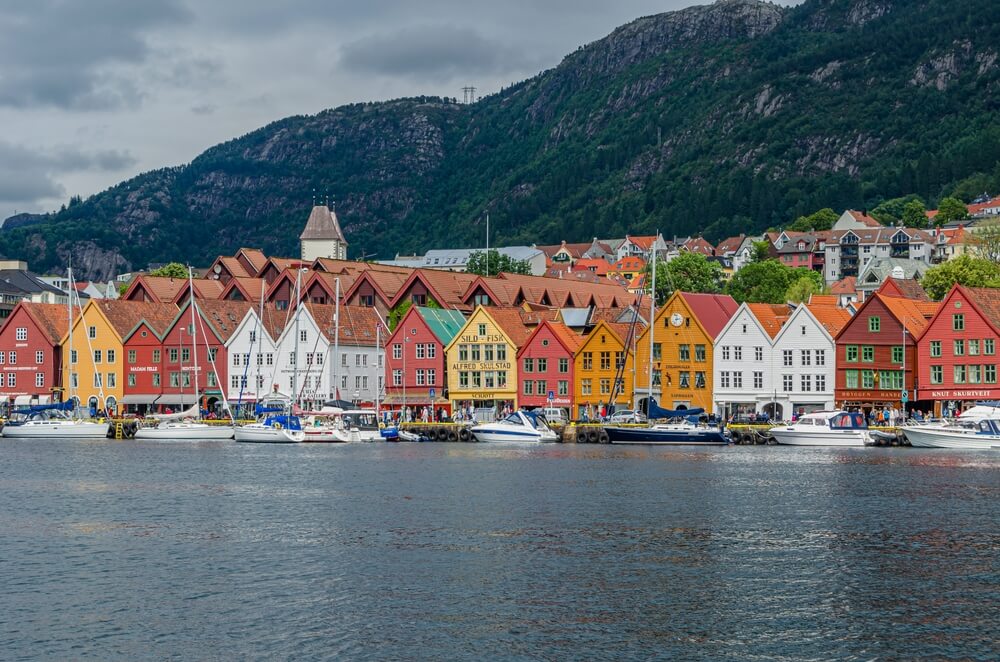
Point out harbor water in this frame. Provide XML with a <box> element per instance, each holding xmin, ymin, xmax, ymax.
<box><xmin>1</xmin><ymin>439</ymin><xmax>997</xmax><ymax>660</ymax></box>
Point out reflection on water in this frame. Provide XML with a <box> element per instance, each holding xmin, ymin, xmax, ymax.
<box><xmin>0</xmin><ymin>439</ymin><xmax>996</xmax><ymax>659</ymax></box>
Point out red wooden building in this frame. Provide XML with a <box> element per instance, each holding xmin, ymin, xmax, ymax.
<box><xmin>0</xmin><ymin>302</ymin><xmax>68</xmax><ymax>406</ymax></box>
<box><xmin>834</xmin><ymin>292</ymin><xmax>937</xmax><ymax>413</ymax></box>
<box><xmin>383</xmin><ymin>306</ymin><xmax>467</xmax><ymax>416</ymax></box>
<box><xmin>516</xmin><ymin>320</ymin><xmax>583</xmax><ymax>413</ymax></box>
<box><xmin>916</xmin><ymin>284</ymin><xmax>1000</xmax><ymax>416</ymax></box>
<box><xmin>121</xmin><ymin>310</ymin><xmax>177</xmax><ymax>414</ymax></box>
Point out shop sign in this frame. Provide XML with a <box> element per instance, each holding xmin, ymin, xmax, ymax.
<box><xmin>929</xmin><ymin>389</ymin><xmax>997</xmax><ymax>399</ymax></box>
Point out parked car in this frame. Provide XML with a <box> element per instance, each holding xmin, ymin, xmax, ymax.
<box><xmin>605</xmin><ymin>410</ymin><xmax>647</xmax><ymax>424</ymax></box>
<box><xmin>540</xmin><ymin>407</ymin><xmax>568</xmax><ymax>424</ymax></box>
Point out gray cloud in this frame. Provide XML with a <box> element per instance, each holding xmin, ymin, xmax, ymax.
<box><xmin>0</xmin><ymin>0</ymin><xmax>190</xmax><ymax>109</ymax></box>
<box><xmin>341</xmin><ymin>24</ymin><xmax>543</xmax><ymax>80</ymax></box>
<box><xmin>0</xmin><ymin>141</ymin><xmax>136</xmax><ymax>208</ymax></box>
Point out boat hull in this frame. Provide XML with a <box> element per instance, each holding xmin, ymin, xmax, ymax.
<box><xmin>2</xmin><ymin>421</ymin><xmax>110</xmax><ymax>438</ymax></box>
<box><xmin>605</xmin><ymin>426</ymin><xmax>728</xmax><ymax>445</ymax></box>
<box><xmin>470</xmin><ymin>427</ymin><xmax>556</xmax><ymax>443</ymax></box>
<box><xmin>302</xmin><ymin>427</ymin><xmax>352</xmax><ymax>443</ymax></box>
<box><xmin>134</xmin><ymin>424</ymin><xmax>234</xmax><ymax>440</ymax></box>
<box><xmin>234</xmin><ymin>426</ymin><xmax>304</xmax><ymax>443</ymax></box>
<box><xmin>902</xmin><ymin>426</ymin><xmax>1000</xmax><ymax>450</ymax></box>
<box><xmin>770</xmin><ymin>429</ymin><xmax>868</xmax><ymax>446</ymax></box>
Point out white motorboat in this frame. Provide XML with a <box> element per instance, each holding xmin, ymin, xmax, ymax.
<box><xmin>902</xmin><ymin>419</ymin><xmax>1000</xmax><ymax>450</ymax></box>
<box><xmin>300</xmin><ymin>415</ymin><xmax>355</xmax><ymax>443</ymax></box>
<box><xmin>234</xmin><ymin>420</ymin><xmax>305</xmax><ymax>443</ymax></box>
<box><xmin>135</xmin><ymin>421</ymin><xmax>234</xmax><ymax>440</ymax></box>
<box><xmin>2</xmin><ymin>414</ymin><xmax>109</xmax><ymax>439</ymax></box>
<box><xmin>340</xmin><ymin>409</ymin><xmax>381</xmax><ymax>442</ymax></box>
<box><xmin>770</xmin><ymin>411</ymin><xmax>871</xmax><ymax>447</ymax></box>
<box><xmin>471</xmin><ymin>410</ymin><xmax>558</xmax><ymax>443</ymax></box>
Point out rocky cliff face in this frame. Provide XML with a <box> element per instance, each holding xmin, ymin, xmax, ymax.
<box><xmin>2</xmin><ymin>0</ymin><xmax>999</xmax><ymax>279</ymax></box>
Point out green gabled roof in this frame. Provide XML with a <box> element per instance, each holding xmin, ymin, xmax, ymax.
<box><xmin>416</xmin><ymin>306</ymin><xmax>467</xmax><ymax>344</ymax></box>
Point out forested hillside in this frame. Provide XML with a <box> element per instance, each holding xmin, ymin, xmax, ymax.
<box><xmin>3</xmin><ymin>0</ymin><xmax>999</xmax><ymax>280</ymax></box>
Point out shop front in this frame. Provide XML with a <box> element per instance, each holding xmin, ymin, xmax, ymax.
<box><xmin>926</xmin><ymin>388</ymin><xmax>1000</xmax><ymax>417</ymax></box>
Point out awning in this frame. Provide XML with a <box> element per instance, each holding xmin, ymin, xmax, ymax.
<box><xmin>13</xmin><ymin>395</ymin><xmax>31</xmax><ymax>405</ymax></box>
<box><xmin>155</xmin><ymin>394</ymin><xmax>199</xmax><ymax>406</ymax></box>
<box><xmin>382</xmin><ymin>392</ymin><xmax>450</xmax><ymax>406</ymax></box>
<box><xmin>121</xmin><ymin>394</ymin><xmax>160</xmax><ymax>405</ymax></box>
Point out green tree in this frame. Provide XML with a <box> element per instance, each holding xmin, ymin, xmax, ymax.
<box><xmin>465</xmin><ymin>250</ymin><xmax>532</xmax><ymax>277</ymax></box>
<box><xmin>786</xmin><ymin>208</ymin><xmax>838</xmax><ymax>232</ymax></box>
<box><xmin>646</xmin><ymin>252</ymin><xmax>722</xmax><ymax>304</ymax></box>
<box><xmin>920</xmin><ymin>254</ymin><xmax>1000</xmax><ymax>300</ymax></box>
<box><xmin>871</xmin><ymin>195</ymin><xmax>924</xmax><ymax>226</ymax></box>
<box><xmin>727</xmin><ymin>260</ymin><xmax>822</xmax><ymax>304</ymax></box>
<box><xmin>148</xmin><ymin>262</ymin><xmax>189</xmax><ymax>279</ymax></box>
<box><xmin>934</xmin><ymin>197</ymin><xmax>968</xmax><ymax>226</ymax></box>
<box><xmin>785</xmin><ymin>275</ymin><xmax>820</xmax><ymax>304</ymax></box>
<box><xmin>750</xmin><ymin>240</ymin><xmax>771</xmax><ymax>263</ymax></box>
<box><xmin>901</xmin><ymin>199</ymin><xmax>928</xmax><ymax>227</ymax></box>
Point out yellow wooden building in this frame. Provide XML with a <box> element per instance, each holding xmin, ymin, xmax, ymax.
<box><xmin>633</xmin><ymin>291</ymin><xmax>738</xmax><ymax>413</ymax></box>
<box><xmin>573</xmin><ymin>320</ymin><xmax>633</xmax><ymax>418</ymax></box>
<box><xmin>62</xmin><ymin>300</ymin><xmax>177</xmax><ymax>413</ymax></box>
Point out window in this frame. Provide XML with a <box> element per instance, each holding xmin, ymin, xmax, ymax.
<box><xmin>169</xmin><ymin>348</ymin><xmax>178</xmax><ymax>363</ymax></box>
<box><xmin>93</xmin><ymin>373</ymin><xmax>102</xmax><ymax>388</ymax></box>
<box><xmin>652</xmin><ymin>343</ymin><xmax>662</xmax><ymax>361</ymax></box>
<box><xmin>415</xmin><ymin>344</ymin><xmax>425</xmax><ymax>359</ymax></box>
<box><xmin>427</xmin><ymin>345</ymin><xmax>436</xmax><ymax>359</ymax></box>
<box><xmin>651</xmin><ymin>370</ymin><xmax>661</xmax><ymax>387</ymax></box>
<box><xmin>107</xmin><ymin>349</ymin><xmax>115</xmax><ymax>364</ymax></box>
<box><xmin>891</xmin><ymin>346</ymin><xmax>903</xmax><ymax>364</ymax></box>
<box><xmin>393</xmin><ymin>344</ymin><xmax>402</xmax><ymax>360</ymax></box>
<box><xmin>536</xmin><ymin>379</ymin><xmax>547</xmax><ymax>396</ymax></box>
<box><xmin>393</xmin><ymin>370</ymin><xmax>402</xmax><ymax>386</ymax></box>
<box><xmin>986</xmin><ymin>365</ymin><xmax>997</xmax><ymax>383</ymax></box>
<box><xmin>801</xmin><ymin>350</ymin><xmax>811</xmax><ymax>366</ymax></box>
<box><xmin>249</xmin><ymin>331</ymin><xmax>256</xmax><ymax>343</ymax></box>
<box><xmin>695</xmin><ymin>372</ymin><xmax>706</xmax><ymax>388</ymax></box>
<box><xmin>755</xmin><ymin>346</ymin><xmax>763</xmax><ymax>362</ymax></box>
<box><xmin>721</xmin><ymin>346</ymin><xmax>730</xmax><ymax>361</ymax></box>
<box><xmin>862</xmin><ymin>370</ymin><xmax>874</xmax><ymax>389</ymax></box>
<box><xmin>862</xmin><ymin>346</ymin><xmax>874</xmax><ymax>363</ymax></box>
<box><xmin>496</xmin><ymin>345</ymin><xmax>507</xmax><ymax>361</ymax></box>
<box><xmin>71</xmin><ymin>349</ymin><xmax>78</xmax><ymax>364</ymax></box>
<box><xmin>35</xmin><ymin>350</ymin><xmax>44</xmax><ymax>364</ymax></box>
<box><xmin>732</xmin><ymin>372</ymin><xmax>743</xmax><ymax>389</ymax></box>
<box><xmin>677</xmin><ymin>373</ymin><xmax>689</xmax><ymax>389</ymax></box>
<box><xmin>695</xmin><ymin>345</ymin><xmax>706</xmax><ymax>362</ymax></box>
<box><xmin>523</xmin><ymin>358</ymin><xmax>534</xmax><ymax>373</ymax></box>
<box><xmin>815</xmin><ymin>374</ymin><xmax>826</xmax><ymax>391</ymax></box>
<box><xmin>70</xmin><ymin>372</ymin><xmax>78</xmax><ymax>388</ymax></box>
<box><xmin>930</xmin><ymin>365</ymin><xmax>943</xmax><ymax>384</ymax></box>
<box><xmin>846</xmin><ymin>370</ymin><xmax>858</xmax><ymax>388</ymax></box>
<box><xmin>846</xmin><ymin>345</ymin><xmax>858</xmax><ymax>362</ymax></box>
<box><xmin>600</xmin><ymin>352</ymin><xmax>611</xmax><ymax>370</ymax></box>
<box><xmin>128</xmin><ymin>350</ymin><xmax>136</xmax><ymax>364</ymax></box>
<box><xmin>181</xmin><ymin>348</ymin><xmax>191</xmax><ymax>364</ymax></box>
<box><xmin>720</xmin><ymin>371</ymin><xmax>730</xmax><ymax>388</ymax></box>
<box><xmin>341</xmin><ymin>376</ymin><xmax>347</xmax><ymax>388</ymax></box>
<box><xmin>679</xmin><ymin>344</ymin><xmax>690</xmax><ymax>361</ymax></box>
<box><xmin>93</xmin><ymin>350</ymin><xmax>101</xmax><ymax>364</ymax></box>
<box><xmin>427</xmin><ymin>369</ymin><xmax>435</xmax><ymax>385</ymax></box>
<box><xmin>15</xmin><ymin>327</ymin><xmax>27</xmax><ymax>340</ymax></box>
<box><xmin>6</xmin><ymin>373</ymin><xmax>13</xmax><ymax>387</ymax></box>
<box><xmin>816</xmin><ymin>349</ymin><xmax>825</xmax><ymax>366</ymax></box>
<box><xmin>954</xmin><ymin>365</ymin><xmax>967</xmax><ymax>384</ymax></box>
<box><xmin>734</xmin><ymin>347</ymin><xmax>742</xmax><ymax>361</ymax></box>
<box><xmin>782</xmin><ymin>374</ymin><xmax>793</xmax><ymax>392</ymax></box>
<box><xmin>801</xmin><ymin>375</ymin><xmax>812</xmax><ymax>392</ymax></box>
<box><xmin>7</xmin><ymin>351</ymin><xmax>14</xmax><ymax>365</ymax></box>
<box><xmin>355</xmin><ymin>354</ymin><xmax>361</xmax><ymax>367</ymax></box>
<box><xmin>537</xmin><ymin>358</ymin><xmax>548</xmax><ymax>373</ymax></box>
<box><xmin>88</xmin><ymin>326</ymin><xmax>96</xmax><ymax>339</ymax></box>
<box><xmin>558</xmin><ymin>358</ymin><xmax>568</xmax><ymax>373</ymax></box>
<box><xmin>107</xmin><ymin>373</ymin><xmax>116</xmax><ymax>388</ymax></box>
<box><xmin>581</xmin><ymin>379</ymin><xmax>592</xmax><ymax>395</ymax></box>
<box><xmin>953</xmin><ymin>314</ymin><xmax>965</xmax><ymax>331</ymax></box>
<box><xmin>207</xmin><ymin>373</ymin><xmax>217</xmax><ymax>388</ymax></box>
<box><xmin>742</xmin><ymin>323</ymin><xmax>747</xmax><ymax>334</ymax></box>
<box><xmin>986</xmin><ymin>339</ymin><xmax>996</xmax><ymax>355</ymax></box>
<box><xmin>558</xmin><ymin>380</ymin><xmax>568</xmax><ymax>395</ymax></box>
<box><xmin>342</xmin><ymin>354</ymin><xmax>348</xmax><ymax>366</ymax></box>
<box><xmin>868</xmin><ymin>316</ymin><xmax>880</xmax><ymax>332</ymax></box>
<box><xmin>266</xmin><ymin>353</ymin><xmax>273</xmax><ymax>366</ymax></box>
<box><xmin>152</xmin><ymin>373</ymin><xmax>160</xmax><ymax>387</ymax></box>
<box><xmin>35</xmin><ymin>373</ymin><xmax>44</xmax><ymax>387</ymax></box>
<box><xmin>459</xmin><ymin>371</ymin><xmax>469</xmax><ymax>388</ymax></box>
<box><xmin>954</xmin><ymin>340</ymin><xmax>965</xmax><ymax>356</ymax></box>
<box><xmin>783</xmin><ymin>350</ymin><xmax>793</xmax><ymax>367</ymax></box>
<box><xmin>968</xmin><ymin>365</ymin><xmax>981</xmax><ymax>384</ymax></box>
<box><xmin>582</xmin><ymin>352</ymin><xmax>593</xmax><ymax>370</ymax></box>
<box><xmin>477</xmin><ymin>324</ymin><xmax>487</xmax><ymax>336</ymax></box>
<box><xmin>289</xmin><ymin>352</ymin><xmax>297</xmax><ymax>366</ymax></box>
<box><xmin>929</xmin><ymin>341</ymin><xmax>941</xmax><ymax>358</ymax></box>
<box><xmin>969</xmin><ymin>339</ymin><xmax>980</xmax><ymax>356</ymax></box>
<box><xmin>300</xmin><ymin>330</ymin><xmax>307</xmax><ymax>343</ymax></box>
<box><xmin>416</xmin><ymin>369</ymin><xmax>425</xmax><ymax>386</ymax></box>
<box><xmin>801</xmin><ymin>325</ymin><xmax>806</xmax><ymax>335</ymax></box>
<box><xmin>355</xmin><ymin>376</ymin><xmax>361</xmax><ymax>389</ymax></box>
<box><xmin>471</xmin><ymin>345</ymin><xmax>481</xmax><ymax>361</ymax></box>
<box><xmin>753</xmin><ymin>371</ymin><xmax>763</xmax><ymax>389</ymax></box>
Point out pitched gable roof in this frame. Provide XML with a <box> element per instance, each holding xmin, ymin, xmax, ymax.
<box><xmin>848</xmin><ymin>210</ymin><xmax>883</xmax><ymax>228</ymax></box>
<box><xmin>746</xmin><ymin>303</ymin><xmax>791</xmax><ymax>339</ymax></box>
<box><xmin>97</xmin><ymin>300</ymin><xmax>178</xmax><ymax>338</ymax></box>
<box><xmin>19</xmin><ymin>302</ymin><xmax>69</xmax><ymax>345</ymax></box>
<box><xmin>874</xmin><ymin>294</ymin><xmax>937</xmax><ymax>337</ymax></box>
<box><xmin>123</xmin><ymin>275</ymin><xmax>187</xmax><ymax>303</ymax></box>
<box><xmin>804</xmin><ymin>303</ymin><xmax>853</xmax><ymax>336</ymax></box>
<box><xmin>683</xmin><ymin>237</ymin><xmax>715</xmax><ymax>255</ymax></box>
<box><xmin>192</xmin><ymin>299</ymin><xmax>254</xmax><ymax>343</ymax></box>
<box><xmin>877</xmin><ymin>277</ymin><xmax>930</xmax><ymax>301</ymax></box>
<box><xmin>414</xmin><ymin>306</ymin><xmax>467</xmax><ymax>345</ymax></box>
<box><xmin>680</xmin><ymin>292</ymin><xmax>739</xmax><ymax>339</ymax></box>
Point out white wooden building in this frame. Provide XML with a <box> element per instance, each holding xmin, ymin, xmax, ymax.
<box><xmin>712</xmin><ymin>303</ymin><xmax>787</xmax><ymax>420</ymax></box>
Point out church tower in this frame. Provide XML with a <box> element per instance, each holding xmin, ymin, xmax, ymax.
<box><xmin>300</xmin><ymin>204</ymin><xmax>348</xmax><ymax>261</ymax></box>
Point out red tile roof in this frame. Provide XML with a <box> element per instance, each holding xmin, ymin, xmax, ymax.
<box><xmin>878</xmin><ymin>277</ymin><xmax>930</xmax><ymax>301</ymax></box>
<box><xmin>876</xmin><ymin>294</ymin><xmax>937</xmax><ymax>337</ymax></box>
<box><xmin>848</xmin><ymin>210</ymin><xmax>883</xmax><ymax>228</ymax></box>
<box><xmin>20</xmin><ymin>303</ymin><xmax>70</xmax><ymax>344</ymax></box>
<box><xmin>96</xmin><ymin>300</ymin><xmax>178</xmax><ymax>338</ymax></box>
<box><xmin>573</xmin><ymin>258</ymin><xmax>611</xmax><ymax>275</ymax></box>
<box><xmin>830</xmin><ymin>276</ymin><xmax>857</xmax><ymax>295</ymax></box>
<box><xmin>193</xmin><ymin>299</ymin><xmax>254</xmax><ymax>343</ymax></box>
<box><xmin>805</xmin><ymin>303</ymin><xmax>852</xmax><ymax>336</ymax></box>
<box><xmin>626</xmin><ymin>235</ymin><xmax>658</xmax><ymax>251</ymax></box>
<box><xmin>746</xmin><ymin>303</ymin><xmax>791</xmax><ymax>339</ymax></box>
<box><xmin>304</xmin><ymin>302</ymin><xmax>386</xmax><ymax>346</ymax></box>
<box><xmin>715</xmin><ymin>234</ymin><xmax>746</xmax><ymax>255</ymax></box>
<box><xmin>961</xmin><ymin>286</ymin><xmax>1000</xmax><ymax>332</ymax></box>
<box><xmin>683</xmin><ymin>237</ymin><xmax>715</xmax><ymax>256</ymax></box>
<box><xmin>680</xmin><ymin>292</ymin><xmax>739</xmax><ymax>339</ymax></box>
<box><xmin>611</xmin><ymin>256</ymin><xmax>646</xmax><ymax>272</ymax></box>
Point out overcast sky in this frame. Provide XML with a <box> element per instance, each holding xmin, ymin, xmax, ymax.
<box><xmin>0</xmin><ymin>0</ymin><xmax>796</xmax><ymax>220</ymax></box>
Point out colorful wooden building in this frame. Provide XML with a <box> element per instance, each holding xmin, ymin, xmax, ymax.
<box><xmin>516</xmin><ymin>320</ymin><xmax>583</xmax><ymax>415</ymax></box>
<box><xmin>0</xmin><ymin>302</ymin><xmax>68</xmax><ymax>406</ymax></box>
<box><xmin>384</xmin><ymin>306</ymin><xmax>467</xmax><ymax>415</ymax></box>
<box><xmin>834</xmin><ymin>292</ymin><xmax>937</xmax><ymax>413</ymax></box>
<box><xmin>573</xmin><ymin>320</ymin><xmax>633</xmax><ymax>418</ymax></box>
<box><xmin>916</xmin><ymin>284</ymin><xmax>1000</xmax><ymax>416</ymax></box>
<box><xmin>120</xmin><ymin>310</ymin><xmax>178</xmax><ymax>414</ymax></box>
<box><xmin>634</xmin><ymin>292</ymin><xmax>738</xmax><ymax>413</ymax></box>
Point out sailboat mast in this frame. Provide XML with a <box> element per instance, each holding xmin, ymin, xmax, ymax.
<box><xmin>291</xmin><ymin>267</ymin><xmax>302</xmax><ymax>410</ymax></box>
<box><xmin>188</xmin><ymin>266</ymin><xmax>200</xmax><ymax>413</ymax></box>
<box><xmin>67</xmin><ymin>265</ymin><xmax>74</xmax><ymax>405</ymax></box>
<box><xmin>333</xmin><ymin>277</ymin><xmax>340</xmax><ymax>400</ymax></box>
<box><xmin>374</xmin><ymin>323</ymin><xmax>380</xmax><ymax>415</ymax></box>
<box><xmin>256</xmin><ymin>279</ymin><xmax>264</xmax><ymax>402</ymax></box>
<box><xmin>648</xmin><ymin>234</ymin><xmax>657</xmax><ymax>411</ymax></box>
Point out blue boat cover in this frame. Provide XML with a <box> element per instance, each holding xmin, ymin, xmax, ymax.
<box><xmin>14</xmin><ymin>400</ymin><xmax>75</xmax><ymax>414</ymax></box>
<box><xmin>647</xmin><ymin>399</ymin><xmax>705</xmax><ymax>420</ymax></box>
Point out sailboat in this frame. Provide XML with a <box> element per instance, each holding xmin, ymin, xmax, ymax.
<box><xmin>3</xmin><ymin>266</ymin><xmax>109</xmax><ymax>439</ymax></box>
<box><xmin>602</xmin><ymin>245</ymin><xmax>728</xmax><ymax>446</ymax></box>
<box><xmin>135</xmin><ymin>267</ymin><xmax>234</xmax><ymax>440</ymax></box>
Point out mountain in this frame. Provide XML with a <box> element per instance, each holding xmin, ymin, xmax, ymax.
<box><xmin>3</xmin><ymin>0</ymin><xmax>999</xmax><ymax>280</ymax></box>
